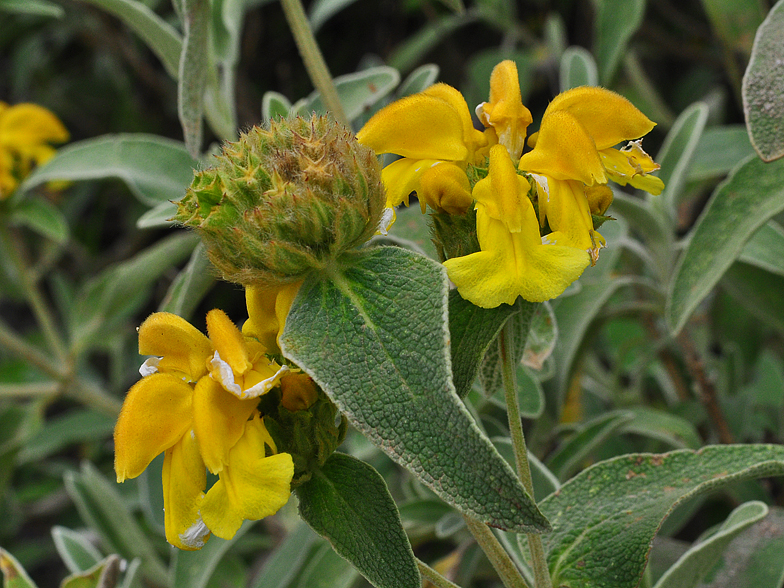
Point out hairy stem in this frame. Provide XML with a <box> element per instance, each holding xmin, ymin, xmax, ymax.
<box><xmin>416</xmin><ymin>558</ymin><xmax>463</xmax><ymax>588</ymax></box>
<box><xmin>464</xmin><ymin>516</ymin><xmax>530</xmax><ymax>588</ymax></box>
<box><xmin>280</xmin><ymin>0</ymin><xmax>349</xmax><ymax>127</ymax></box>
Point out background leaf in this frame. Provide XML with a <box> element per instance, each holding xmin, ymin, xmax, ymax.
<box><xmin>178</xmin><ymin>0</ymin><xmax>210</xmax><ymax>156</ymax></box>
<box><xmin>560</xmin><ymin>46</ymin><xmax>598</xmax><ymax>91</ymax></box>
<box><xmin>51</xmin><ymin>526</ymin><xmax>103</xmax><ymax>574</ymax></box>
<box><xmin>0</xmin><ymin>0</ymin><xmax>63</xmax><ymax>18</ymax></box>
<box><xmin>171</xmin><ymin>520</ymin><xmax>252</xmax><ymax>588</ymax></box>
<box><xmin>280</xmin><ymin>247</ymin><xmax>548</xmax><ymax>533</ymax></box>
<box><xmin>296</xmin><ymin>452</ymin><xmax>420</xmax><ymax>588</ymax></box>
<box><xmin>593</xmin><ymin>0</ymin><xmax>645</xmax><ymax>84</ymax></box>
<box><xmin>666</xmin><ymin>155</ymin><xmax>784</xmax><ymax>334</ymax></box>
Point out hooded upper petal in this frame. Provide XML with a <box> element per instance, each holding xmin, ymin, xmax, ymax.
<box><xmin>138</xmin><ymin>312</ymin><xmax>212</xmax><ymax>381</ymax></box>
<box><xmin>476</xmin><ymin>60</ymin><xmax>532</xmax><ymax>160</ymax></box>
<box><xmin>201</xmin><ymin>416</ymin><xmax>294</xmax><ymax>539</ymax></box>
<box><xmin>243</xmin><ymin>281</ymin><xmax>302</xmax><ymax>353</ymax></box>
<box><xmin>114</xmin><ymin>373</ymin><xmax>194</xmax><ymax>482</ymax></box>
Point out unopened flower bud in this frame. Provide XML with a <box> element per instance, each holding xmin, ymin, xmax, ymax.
<box><xmin>176</xmin><ymin>115</ymin><xmax>386</xmax><ymax>286</ymax></box>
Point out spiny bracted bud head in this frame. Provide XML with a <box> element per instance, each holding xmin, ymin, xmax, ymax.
<box><xmin>175</xmin><ymin>115</ymin><xmax>386</xmax><ymax>287</ymax></box>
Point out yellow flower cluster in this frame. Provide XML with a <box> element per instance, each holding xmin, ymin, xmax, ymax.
<box><xmin>357</xmin><ymin>61</ymin><xmax>663</xmax><ymax>308</ymax></box>
<box><xmin>0</xmin><ymin>102</ymin><xmax>68</xmax><ymax>199</ymax></box>
<box><xmin>114</xmin><ymin>282</ymin><xmax>310</xmax><ymax>549</ymax></box>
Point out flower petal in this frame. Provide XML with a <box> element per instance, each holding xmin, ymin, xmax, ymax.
<box><xmin>114</xmin><ymin>373</ymin><xmax>193</xmax><ymax>482</ymax></box>
<box><xmin>201</xmin><ymin>417</ymin><xmax>293</xmax><ymax>540</ymax></box>
<box><xmin>545</xmin><ymin>87</ymin><xmax>655</xmax><ymax>150</ymax></box>
<box><xmin>138</xmin><ymin>312</ymin><xmax>212</xmax><ymax>381</ymax></box>
<box><xmin>243</xmin><ymin>281</ymin><xmax>302</xmax><ymax>353</ymax></box>
<box><xmin>418</xmin><ymin>162</ymin><xmax>473</xmax><ymax>214</ymax></box>
<box><xmin>0</xmin><ymin>103</ymin><xmax>69</xmax><ymax>152</ymax></box>
<box><xmin>476</xmin><ymin>60</ymin><xmax>532</xmax><ymax>160</ymax></box>
<box><xmin>356</xmin><ymin>89</ymin><xmax>469</xmax><ymax>161</ymax></box>
<box><xmin>518</xmin><ymin>110</ymin><xmax>606</xmax><ymax>185</ymax></box>
<box><xmin>472</xmin><ymin>144</ymin><xmax>530</xmax><ymax>232</ymax></box>
<box><xmin>280</xmin><ymin>372</ymin><xmax>319</xmax><ymax>411</ymax></box>
<box><xmin>162</xmin><ymin>431</ymin><xmax>208</xmax><ymax>550</ymax></box>
<box><xmin>192</xmin><ymin>377</ymin><xmax>258</xmax><ymax>474</ymax></box>
<box><xmin>534</xmin><ymin>176</ymin><xmax>598</xmax><ymax>254</ymax></box>
<box><xmin>207</xmin><ymin>309</ymin><xmax>252</xmax><ymax>377</ymax></box>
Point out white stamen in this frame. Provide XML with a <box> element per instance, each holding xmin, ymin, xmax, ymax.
<box><xmin>208</xmin><ymin>351</ymin><xmax>242</xmax><ymax>395</ymax></box>
<box><xmin>240</xmin><ymin>364</ymin><xmax>291</xmax><ymax>399</ymax></box>
<box><xmin>378</xmin><ymin>208</ymin><xmax>394</xmax><ymax>236</ymax></box>
<box><xmin>139</xmin><ymin>357</ymin><xmax>161</xmax><ymax>377</ymax></box>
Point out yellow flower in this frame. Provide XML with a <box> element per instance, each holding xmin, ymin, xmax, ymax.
<box><xmin>243</xmin><ymin>281</ymin><xmax>303</xmax><ymax>354</ymax></box>
<box><xmin>114</xmin><ymin>310</ymin><xmax>293</xmax><ymax>550</ymax></box>
<box><xmin>475</xmin><ymin>60</ymin><xmax>533</xmax><ymax>160</ymax></box>
<box><xmin>356</xmin><ymin>83</ymin><xmax>486</xmax><ymax>215</ymax></box>
<box><xmin>443</xmin><ymin>145</ymin><xmax>590</xmax><ymax>307</ymax></box>
<box><xmin>0</xmin><ymin>102</ymin><xmax>68</xmax><ymax>199</ymax></box>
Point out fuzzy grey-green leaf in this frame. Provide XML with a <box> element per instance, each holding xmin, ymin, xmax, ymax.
<box><xmin>281</xmin><ymin>246</ymin><xmax>548</xmax><ymax>532</ymax></box>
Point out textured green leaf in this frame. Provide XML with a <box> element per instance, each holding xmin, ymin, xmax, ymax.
<box><xmin>546</xmin><ymin>411</ymin><xmax>634</xmax><ymax>481</ymax></box>
<box><xmin>63</xmin><ymin>463</ymin><xmax>168</xmax><ymax>586</ymax></box>
<box><xmin>178</xmin><ymin>0</ymin><xmax>209</xmax><ymax>157</ymax></box>
<box><xmin>0</xmin><ymin>0</ymin><xmax>63</xmax><ymax>18</ymax></box>
<box><xmin>666</xmin><ymin>155</ymin><xmax>784</xmax><ymax>334</ymax></box>
<box><xmin>51</xmin><ymin>526</ymin><xmax>103</xmax><ymax>574</ymax></box>
<box><xmin>60</xmin><ymin>555</ymin><xmax>121</xmax><ymax>588</ymax></box>
<box><xmin>653</xmin><ymin>101</ymin><xmax>709</xmax><ymax>214</ymax></box>
<box><xmin>397</xmin><ymin>64</ymin><xmax>440</xmax><ymax>97</ymax></box>
<box><xmin>77</xmin><ymin>0</ymin><xmax>182</xmax><ymax>79</ymax></box>
<box><xmin>559</xmin><ymin>46</ymin><xmax>598</xmax><ymax>91</ymax></box>
<box><xmin>619</xmin><ymin>406</ymin><xmax>702</xmax><ymax>450</ymax></box>
<box><xmin>594</xmin><ymin>0</ymin><xmax>645</xmax><ymax>83</ymax></box>
<box><xmin>0</xmin><ymin>549</ymin><xmax>38</xmax><ymax>588</ymax></box>
<box><xmin>653</xmin><ymin>501</ymin><xmax>768</xmax><ymax>588</ymax></box>
<box><xmin>280</xmin><ymin>247</ymin><xmax>548</xmax><ymax>532</ymax></box>
<box><xmin>9</xmin><ymin>196</ymin><xmax>68</xmax><ymax>243</ymax></box>
<box><xmin>721</xmin><ymin>261</ymin><xmax>784</xmax><ymax>334</ymax></box>
<box><xmin>688</xmin><ymin>125</ymin><xmax>755</xmax><ymax>181</ymax></box>
<box><xmin>700</xmin><ymin>506</ymin><xmax>784</xmax><ymax>588</ymax></box>
<box><xmin>738</xmin><ymin>220</ymin><xmax>784</xmax><ymax>277</ymax></box>
<box><xmin>250</xmin><ymin>523</ymin><xmax>319</xmax><ymax>588</ymax></box>
<box><xmin>449</xmin><ymin>291</ymin><xmax>519</xmax><ymax>399</ymax></box>
<box><xmin>297</xmin><ymin>452</ymin><xmax>420</xmax><ymax>588</ymax></box>
<box><xmin>298</xmin><ymin>67</ymin><xmax>401</xmax><ymax>123</ymax></box>
<box><xmin>20</xmin><ymin>134</ymin><xmax>197</xmax><ymax>207</ymax></box>
<box><xmin>171</xmin><ymin>521</ymin><xmax>252</xmax><ymax>588</ymax></box>
<box><xmin>742</xmin><ymin>0</ymin><xmax>784</xmax><ymax>162</ymax></box>
<box><xmin>540</xmin><ymin>444</ymin><xmax>784</xmax><ymax>588</ymax></box>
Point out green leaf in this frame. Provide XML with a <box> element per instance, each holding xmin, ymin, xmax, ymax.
<box><xmin>559</xmin><ymin>46</ymin><xmax>598</xmax><ymax>91</ymax></box>
<box><xmin>18</xmin><ymin>409</ymin><xmax>114</xmax><ymax>463</ymax></box>
<box><xmin>51</xmin><ymin>526</ymin><xmax>104</xmax><ymax>574</ymax></box>
<box><xmin>63</xmin><ymin>463</ymin><xmax>168</xmax><ymax>586</ymax></box>
<box><xmin>738</xmin><ymin>220</ymin><xmax>784</xmax><ymax>277</ymax></box>
<box><xmin>249</xmin><ymin>523</ymin><xmax>320</xmax><ymax>588</ymax></box>
<box><xmin>743</xmin><ymin>0</ymin><xmax>784</xmax><ymax>162</ymax></box>
<box><xmin>489</xmin><ymin>365</ymin><xmax>545</xmax><ymax>419</ymax></box>
<box><xmin>136</xmin><ymin>201</ymin><xmax>178</xmax><ymax>229</ymax></box>
<box><xmin>9</xmin><ymin>196</ymin><xmax>68</xmax><ymax>243</ymax></box>
<box><xmin>522</xmin><ymin>302</ymin><xmax>557</xmax><ymax>370</ymax></box>
<box><xmin>293</xmin><ymin>542</ymin><xmax>360</xmax><ymax>588</ymax></box>
<box><xmin>171</xmin><ymin>521</ymin><xmax>252</xmax><ymax>588</ymax></box>
<box><xmin>397</xmin><ymin>64</ymin><xmax>440</xmax><ymax>97</ymax></box>
<box><xmin>262</xmin><ymin>91</ymin><xmax>293</xmax><ymax>121</ymax></box>
<box><xmin>653</xmin><ymin>501</ymin><xmax>768</xmax><ymax>588</ymax></box>
<box><xmin>20</xmin><ymin>134</ymin><xmax>197</xmax><ymax>207</ymax></box>
<box><xmin>178</xmin><ymin>0</ymin><xmax>209</xmax><ymax>157</ymax></box>
<box><xmin>653</xmin><ymin>101</ymin><xmax>709</xmax><ymax>215</ymax></box>
<box><xmin>688</xmin><ymin>125</ymin><xmax>755</xmax><ymax>181</ymax></box>
<box><xmin>158</xmin><ymin>242</ymin><xmax>215</xmax><ymax>318</ymax></box>
<box><xmin>699</xmin><ymin>505</ymin><xmax>784</xmax><ymax>588</ymax></box>
<box><xmin>388</xmin><ymin>11</ymin><xmax>474</xmax><ymax>74</ymax></box>
<box><xmin>701</xmin><ymin>0</ymin><xmax>764</xmax><ymax>55</ymax></box>
<box><xmin>0</xmin><ymin>0</ymin><xmax>63</xmax><ymax>18</ymax></box>
<box><xmin>77</xmin><ymin>0</ymin><xmax>182</xmax><ymax>79</ymax></box>
<box><xmin>280</xmin><ymin>247</ymin><xmax>548</xmax><ymax>532</ymax></box>
<box><xmin>296</xmin><ymin>453</ymin><xmax>420</xmax><ymax>588</ymax></box>
<box><xmin>721</xmin><ymin>261</ymin><xmax>784</xmax><ymax>334</ymax></box>
<box><xmin>60</xmin><ymin>555</ymin><xmax>121</xmax><ymax>588</ymax></box>
<box><xmin>0</xmin><ymin>548</ymin><xmax>38</xmax><ymax>588</ymax></box>
<box><xmin>448</xmin><ymin>291</ymin><xmax>519</xmax><ymax>399</ymax></box>
<box><xmin>546</xmin><ymin>411</ymin><xmax>635</xmax><ymax>481</ymax></box>
<box><xmin>593</xmin><ymin>0</ymin><xmax>645</xmax><ymax>83</ymax></box>
<box><xmin>619</xmin><ymin>406</ymin><xmax>702</xmax><ymax>450</ymax></box>
<box><xmin>666</xmin><ymin>155</ymin><xmax>784</xmax><ymax>334</ymax></box>
<box><xmin>540</xmin><ymin>444</ymin><xmax>784</xmax><ymax>588</ymax></box>
<box><xmin>383</xmin><ymin>205</ymin><xmax>438</xmax><ymax>260</ymax></box>
<box><xmin>298</xmin><ymin>66</ymin><xmax>401</xmax><ymax>123</ymax></box>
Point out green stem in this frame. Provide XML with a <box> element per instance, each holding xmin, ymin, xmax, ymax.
<box><xmin>0</xmin><ymin>316</ymin><xmax>65</xmax><ymax>380</ymax></box>
<box><xmin>499</xmin><ymin>322</ymin><xmax>553</xmax><ymax>588</ymax></box>
<box><xmin>67</xmin><ymin>378</ymin><xmax>123</xmax><ymax>416</ymax></box>
<box><xmin>0</xmin><ymin>381</ymin><xmax>60</xmax><ymax>398</ymax></box>
<box><xmin>416</xmin><ymin>558</ymin><xmax>463</xmax><ymax>588</ymax></box>
<box><xmin>0</xmin><ymin>223</ymin><xmax>69</xmax><ymax>365</ymax></box>
<box><xmin>280</xmin><ymin>0</ymin><xmax>349</xmax><ymax>127</ymax></box>
<box><xmin>464</xmin><ymin>516</ymin><xmax>530</xmax><ymax>588</ymax></box>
